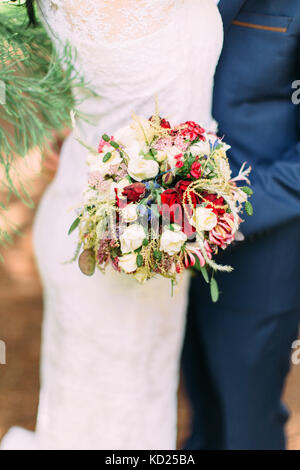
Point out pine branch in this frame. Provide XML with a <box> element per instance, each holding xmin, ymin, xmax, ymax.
<box><xmin>0</xmin><ymin>2</ymin><xmax>90</xmax><ymax>247</ymax></box>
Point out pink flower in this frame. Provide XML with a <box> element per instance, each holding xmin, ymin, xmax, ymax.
<box><xmin>88</xmin><ymin>171</ymin><xmax>103</xmax><ymax>189</ymax></box>
<box><xmin>111</xmin><ymin>256</ymin><xmax>121</xmax><ymax>272</ymax></box>
<box><xmin>175</xmin><ymin>160</ymin><xmax>184</xmax><ymax>168</ymax></box>
<box><xmin>98</xmin><ymin>136</ymin><xmax>114</xmax><ymax>153</ymax></box>
<box><xmin>108</xmin><ymin>164</ymin><xmax>120</xmax><ymax>175</ymax></box>
<box><xmin>173</xmin><ymin>135</ymin><xmax>189</xmax><ymax>151</ymax></box>
<box><xmin>183</xmin><ymin>241</ymin><xmax>213</xmax><ymax>268</ymax></box>
<box><xmin>209</xmin><ymin>213</ymin><xmax>235</xmax><ymax>249</ymax></box>
<box><xmin>98</xmin><ymin>138</ymin><xmax>107</xmax><ymax>153</ymax></box>
<box><xmin>153</xmin><ymin>138</ymin><xmax>172</xmax><ymax>151</ymax></box>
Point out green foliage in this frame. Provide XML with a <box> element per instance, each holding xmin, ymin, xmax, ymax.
<box><xmin>241</xmin><ymin>186</ymin><xmax>253</xmax><ymax>196</ymax></box>
<box><xmin>210</xmin><ymin>277</ymin><xmax>219</xmax><ymax>303</ymax></box>
<box><xmin>68</xmin><ymin>217</ymin><xmax>80</xmax><ymax>235</ymax></box>
<box><xmin>136</xmin><ymin>254</ymin><xmax>144</xmax><ymax>268</ymax></box>
<box><xmin>0</xmin><ymin>2</ymin><xmax>88</xmax><ymax>246</ymax></box>
<box><xmin>245</xmin><ymin>201</ymin><xmax>254</xmax><ymax>216</ymax></box>
<box><xmin>103</xmin><ymin>152</ymin><xmax>112</xmax><ymax>162</ymax></box>
<box><xmin>0</xmin><ymin>3</ymin><xmax>86</xmax><ymax>158</ymax></box>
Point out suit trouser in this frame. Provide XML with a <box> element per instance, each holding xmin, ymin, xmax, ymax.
<box><xmin>182</xmin><ymin>221</ymin><xmax>300</xmax><ymax>450</ymax></box>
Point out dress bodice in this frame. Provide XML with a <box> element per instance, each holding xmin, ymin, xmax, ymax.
<box><xmin>37</xmin><ymin>0</ymin><xmax>223</xmax><ymax>196</ymax></box>
<box><xmin>38</xmin><ymin>0</ymin><xmax>223</xmax><ymax>128</ymax></box>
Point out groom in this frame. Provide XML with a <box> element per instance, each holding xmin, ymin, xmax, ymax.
<box><xmin>183</xmin><ymin>0</ymin><xmax>300</xmax><ymax>450</ymax></box>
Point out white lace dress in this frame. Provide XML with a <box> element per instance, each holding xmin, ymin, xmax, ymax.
<box><xmin>1</xmin><ymin>0</ymin><xmax>223</xmax><ymax>450</ymax></box>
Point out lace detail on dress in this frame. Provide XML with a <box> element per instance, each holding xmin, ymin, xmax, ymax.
<box><xmin>39</xmin><ymin>0</ymin><xmax>179</xmax><ymax>44</ymax></box>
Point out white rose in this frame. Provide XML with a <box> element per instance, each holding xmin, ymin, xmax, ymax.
<box><xmin>114</xmin><ymin>125</ymin><xmax>137</xmax><ymax>147</ymax></box>
<box><xmin>121</xmin><ymin>204</ymin><xmax>138</xmax><ymax>223</ymax></box>
<box><xmin>128</xmin><ymin>157</ymin><xmax>159</xmax><ymax>182</ymax></box>
<box><xmin>191</xmin><ymin>207</ymin><xmax>218</xmax><ymax>232</ymax></box>
<box><xmin>190</xmin><ymin>139</ymin><xmax>211</xmax><ymax>156</ymax></box>
<box><xmin>119</xmin><ymin>253</ymin><xmax>137</xmax><ymax>273</ymax></box>
<box><xmin>120</xmin><ymin>223</ymin><xmax>145</xmax><ymax>253</ymax></box>
<box><xmin>125</xmin><ymin>141</ymin><xmax>143</xmax><ymax>160</ymax></box>
<box><xmin>160</xmin><ymin>229</ymin><xmax>187</xmax><ymax>256</ymax></box>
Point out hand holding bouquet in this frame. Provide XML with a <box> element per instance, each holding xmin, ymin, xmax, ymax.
<box><xmin>69</xmin><ymin>112</ymin><xmax>253</xmax><ymax>301</ymax></box>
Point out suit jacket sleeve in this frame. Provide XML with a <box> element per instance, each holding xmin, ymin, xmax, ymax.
<box><xmin>243</xmin><ymin>138</ymin><xmax>300</xmax><ymax>236</ymax></box>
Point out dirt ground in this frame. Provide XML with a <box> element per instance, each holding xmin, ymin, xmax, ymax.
<box><xmin>0</xmin><ymin>153</ymin><xmax>299</xmax><ymax>450</ymax></box>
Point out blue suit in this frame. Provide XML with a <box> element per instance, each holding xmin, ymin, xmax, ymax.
<box><xmin>182</xmin><ymin>0</ymin><xmax>300</xmax><ymax>450</ymax></box>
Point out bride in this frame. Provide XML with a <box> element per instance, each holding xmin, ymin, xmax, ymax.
<box><xmin>1</xmin><ymin>0</ymin><xmax>223</xmax><ymax>450</ymax></box>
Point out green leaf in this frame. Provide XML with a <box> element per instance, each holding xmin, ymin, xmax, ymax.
<box><xmin>110</xmin><ymin>141</ymin><xmax>119</xmax><ymax>149</ymax></box>
<box><xmin>68</xmin><ymin>217</ymin><xmax>80</xmax><ymax>235</ymax></box>
<box><xmin>143</xmin><ymin>239</ymin><xmax>149</xmax><ymax>246</ymax></box>
<box><xmin>193</xmin><ymin>258</ymin><xmax>209</xmax><ymax>283</ymax></box>
<box><xmin>103</xmin><ymin>152</ymin><xmax>112</xmax><ymax>162</ymax></box>
<box><xmin>78</xmin><ymin>249</ymin><xmax>96</xmax><ymax>276</ymax></box>
<box><xmin>210</xmin><ymin>277</ymin><xmax>219</xmax><ymax>303</ymax></box>
<box><xmin>200</xmin><ymin>266</ymin><xmax>210</xmax><ymax>283</ymax></box>
<box><xmin>137</xmin><ymin>254</ymin><xmax>144</xmax><ymax>267</ymax></box>
<box><xmin>144</xmin><ymin>154</ymin><xmax>156</xmax><ymax>161</ymax></box>
<box><xmin>241</xmin><ymin>186</ymin><xmax>253</xmax><ymax>196</ymax></box>
<box><xmin>102</xmin><ymin>134</ymin><xmax>110</xmax><ymax>142</ymax></box>
<box><xmin>245</xmin><ymin>201</ymin><xmax>254</xmax><ymax>216</ymax></box>
<box><xmin>153</xmin><ymin>250</ymin><xmax>162</xmax><ymax>262</ymax></box>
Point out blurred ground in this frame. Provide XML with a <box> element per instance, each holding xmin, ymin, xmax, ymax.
<box><xmin>0</xmin><ymin>151</ymin><xmax>299</xmax><ymax>450</ymax></box>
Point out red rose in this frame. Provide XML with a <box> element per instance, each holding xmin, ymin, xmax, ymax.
<box><xmin>122</xmin><ymin>183</ymin><xmax>146</xmax><ymax>203</ymax></box>
<box><xmin>160</xmin><ymin>188</ymin><xmax>182</xmax><ymax>224</ymax></box>
<box><xmin>175</xmin><ymin>180</ymin><xmax>200</xmax><ymax>207</ymax></box>
<box><xmin>203</xmin><ymin>192</ymin><xmax>226</xmax><ymax>216</ymax></box>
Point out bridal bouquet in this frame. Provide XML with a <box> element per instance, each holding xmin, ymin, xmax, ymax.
<box><xmin>69</xmin><ymin>112</ymin><xmax>253</xmax><ymax>300</ymax></box>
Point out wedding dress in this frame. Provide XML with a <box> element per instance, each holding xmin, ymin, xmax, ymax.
<box><xmin>1</xmin><ymin>0</ymin><xmax>223</xmax><ymax>450</ymax></box>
